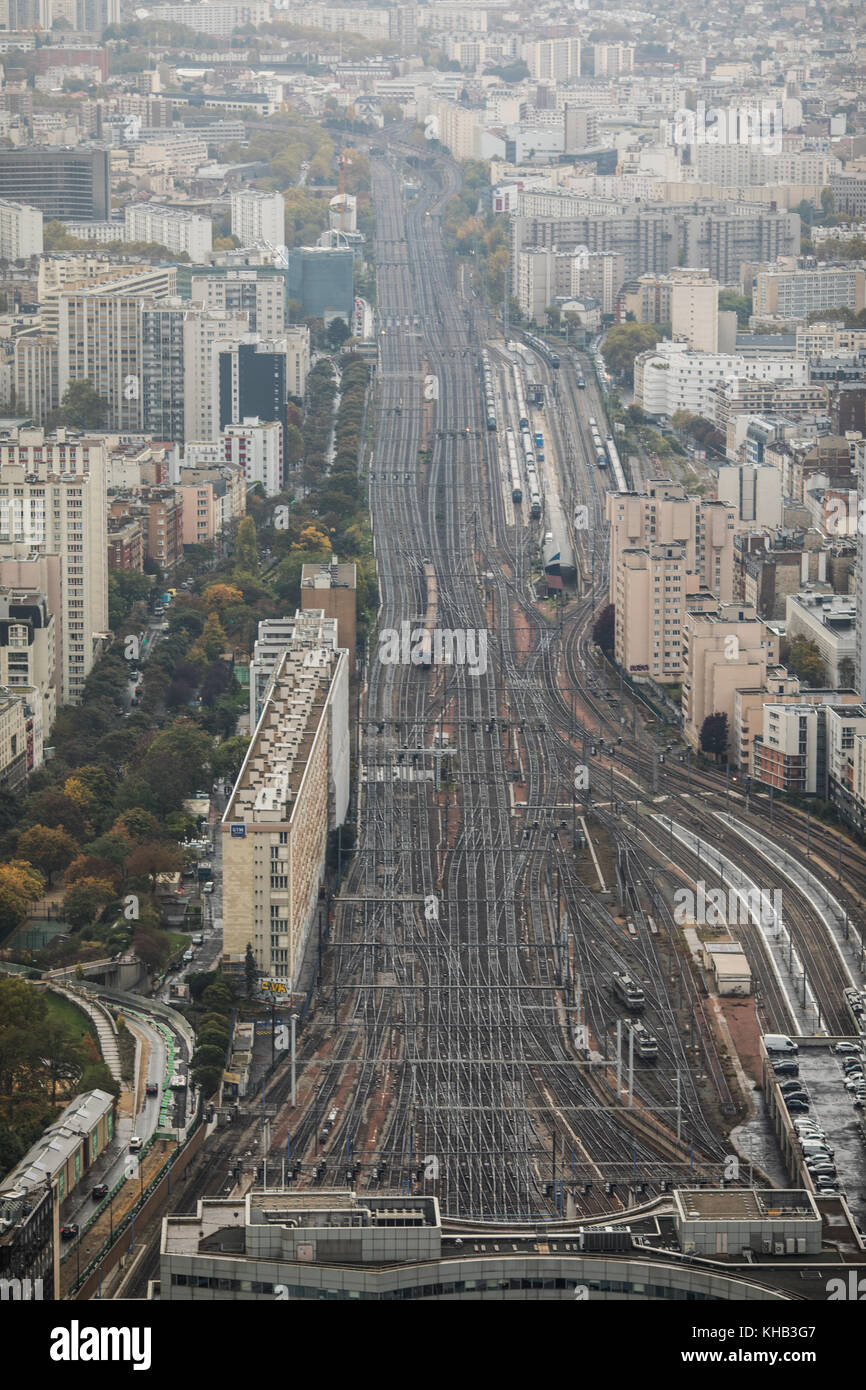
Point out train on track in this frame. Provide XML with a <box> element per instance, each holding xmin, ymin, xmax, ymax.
<box><xmin>522</xmin><ymin>330</ymin><xmax>561</xmax><ymax>369</ymax></box>
<box><xmin>623</xmin><ymin>1018</ymin><xmax>659</xmax><ymax>1060</ymax></box>
<box><xmin>505</xmin><ymin>427</ymin><xmax>523</xmax><ymax>503</ymax></box>
<box><xmin>480</xmin><ymin>350</ymin><xmax>497</xmax><ymax>430</ymax></box>
<box><xmin>604</xmin><ymin>435</ymin><xmax>628</xmax><ymax>491</ymax></box>
<box><xmin>419</xmin><ymin>559</ymin><xmax>437</xmax><ymax>668</ymax></box>
<box><xmin>512</xmin><ymin>363</ymin><xmax>529</xmax><ymax>430</ymax></box>
<box><xmin>612</xmin><ymin>970</ymin><xmax>646</xmax><ymax>1012</ymax></box>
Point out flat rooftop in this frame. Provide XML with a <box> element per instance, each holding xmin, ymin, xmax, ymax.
<box><xmin>675</xmin><ymin>1189</ymin><xmax>818</xmax><ymax>1222</ymax></box>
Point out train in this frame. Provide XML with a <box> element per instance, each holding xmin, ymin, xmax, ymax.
<box><xmin>604</xmin><ymin>435</ymin><xmax>628</xmax><ymax>492</ymax></box>
<box><xmin>526</xmin><ymin>460</ymin><xmax>542</xmax><ymax>518</ymax></box>
<box><xmin>844</xmin><ymin>986</ymin><xmax>866</xmax><ymax>1035</ymax></box>
<box><xmin>480</xmin><ymin>350</ymin><xmax>497</xmax><ymax>430</ymax></box>
<box><xmin>612</xmin><ymin>970</ymin><xmax>646</xmax><ymax>1013</ymax></box>
<box><xmin>623</xmin><ymin>1018</ymin><xmax>659</xmax><ymax>1060</ymax></box>
<box><xmin>522</xmin><ymin>330</ymin><xmax>561</xmax><ymax>369</ymax></box>
<box><xmin>418</xmin><ymin>559</ymin><xmax>437</xmax><ymax>668</ymax></box>
<box><xmin>505</xmin><ymin>428</ymin><xmax>523</xmax><ymax>502</ymax></box>
<box><xmin>575</xmin><ymin>366</ymin><xmax>586</xmax><ymax>389</ymax></box>
<box><xmin>512</xmin><ymin>363</ymin><xmax>529</xmax><ymax>429</ymax></box>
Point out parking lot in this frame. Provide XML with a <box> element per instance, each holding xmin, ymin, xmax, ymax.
<box><xmin>791</xmin><ymin>1044</ymin><xmax>866</xmax><ymax>1224</ymax></box>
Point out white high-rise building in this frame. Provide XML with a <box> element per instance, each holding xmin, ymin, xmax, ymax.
<box><xmin>221</xmin><ymin>417</ymin><xmax>283</xmax><ymax>497</ymax></box>
<box><xmin>230</xmin><ymin>190</ymin><xmax>285</xmax><ymax>248</ymax></box>
<box><xmin>124</xmin><ymin>205</ymin><xmax>213</xmax><ymax>264</ymax></box>
<box><xmin>182</xmin><ymin>308</ymin><xmax>250</xmax><ymax>444</ymax></box>
<box><xmin>670</xmin><ymin>268</ymin><xmax>720</xmax><ymax>354</ymax></box>
<box><xmin>0</xmin><ymin>429</ymin><xmax>108</xmax><ymax>705</ymax></box>
<box><xmin>0</xmin><ymin>200</ymin><xmax>42</xmax><ymax>259</ymax></box>
<box><xmin>523</xmin><ymin>38</ymin><xmax>581</xmax><ymax>82</ymax></box>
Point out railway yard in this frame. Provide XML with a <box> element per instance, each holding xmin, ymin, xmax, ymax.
<box><xmin>114</xmin><ymin>146</ymin><xmax>866</xmax><ymax>1296</ymax></box>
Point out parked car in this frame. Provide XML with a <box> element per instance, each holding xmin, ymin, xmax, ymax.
<box><xmin>60</xmin><ymin>1224</ymin><xmax>79</xmax><ymax>1240</ymax></box>
<box><xmin>129</xmin><ymin>1136</ymin><xmax>143</xmax><ymax>1151</ymax></box>
<box><xmin>91</xmin><ymin>1185</ymin><xmax>108</xmax><ymax>1200</ymax></box>
<box><xmin>834</xmin><ymin>1042</ymin><xmax>862</xmax><ymax>1055</ymax></box>
<box><xmin>786</xmin><ymin>1098</ymin><xmax>810</xmax><ymax>1112</ymax></box>
<box><xmin>145</xmin><ymin>1082</ymin><xmax>159</xmax><ymax>1096</ymax></box>
<box><xmin>772</xmin><ymin>1061</ymin><xmax>799</xmax><ymax>1077</ymax></box>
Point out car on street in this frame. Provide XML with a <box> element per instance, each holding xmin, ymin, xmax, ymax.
<box><xmin>91</xmin><ymin>1185</ymin><xmax>109</xmax><ymax>1200</ymax></box>
<box><xmin>145</xmin><ymin>1082</ymin><xmax>159</xmax><ymax>1096</ymax></box>
<box><xmin>129</xmin><ymin>1135</ymin><xmax>143</xmax><ymax>1151</ymax></box>
<box><xmin>60</xmin><ymin>1224</ymin><xmax>79</xmax><ymax>1240</ymax></box>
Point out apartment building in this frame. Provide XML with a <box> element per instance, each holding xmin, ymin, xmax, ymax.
<box><xmin>0</xmin><ymin>428</ymin><xmax>107</xmax><ymax>704</ymax></box>
<box><xmin>670</xmin><ymin>268</ymin><xmax>720</xmax><ymax>353</ymax></box>
<box><xmin>182</xmin><ymin>308</ymin><xmax>250</xmax><ymax>445</ymax></box>
<box><xmin>0</xmin><ymin>198</ymin><xmax>42</xmax><ymax>258</ymax></box>
<box><xmin>140</xmin><ymin>2</ymin><xmax>271</xmax><ymax>35</ymax></box>
<box><xmin>786</xmin><ymin>590</ymin><xmax>856</xmax><ymax>688</ymax></box>
<box><xmin>570</xmin><ymin>252</ymin><xmax>625</xmax><ymax>316</ymax></box>
<box><xmin>55</xmin><ymin>266</ymin><xmax>178</xmax><ymax>432</ymax></box>
<box><xmin>830</xmin><ymin>172</ymin><xmax>866</xmax><ymax>218</ymax></box>
<box><xmin>189</xmin><ymin>269</ymin><xmax>286</xmax><ymax>338</ymax></box>
<box><xmin>635</xmin><ymin>340</ymin><xmax>810</xmax><ymax>421</ymax></box>
<box><xmin>141</xmin><ymin>298</ymin><xmax>185</xmax><ymax>443</ymax></box>
<box><xmin>523</xmin><ymin>38</ymin><xmax>581</xmax><ymax>82</ymax></box>
<box><xmin>753</xmin><ymin>701</ymin><xmax>821</xmax><ymax>794</ymax></box>
<box><xmin>593</xmin><ymin>43</ymin><xmax>634</xmax><ymax>76</ymax></box>
<box><xmin>300</xmin><ymin>557</ymin><xmax>357</xmax><ymax>676</ymax></box>
<box><xmin>13</xmin><ymin>333</ymin><xmax>59</xmax><ymax>421</ymax></box>
<box><xmin>249</xmin><ymin>609</ymin><xmax>341</xmax><ymax>727</ymax></box>
<box><xmin>124</xmin><ymin>205</ymin><xmax>212</xmax><ymax>264</ymax></box>
<box><xmin>0</xmin><ymin>690</ymin><xmax>27</xmax><ymax>790</ymax></box>
<box><xmin>109</xmin><ymin>486</ymin><xmax>183</xmax><ymax>573</ymax></box>
<box><xmin>107</xmin><ymin>513</ymin><xmax>143</xmax><ymax>571</ymax></box>
<box><xmin>605</xmin><ymin>482</ymin><xmax>736</xmax><ymax>606</ymax></box>
<box><xmin>753</xmin><ymin>267</ymin><xmax>866</xmax><ymax>318</ymax></box>
<box><xmin>717</xmin><ymin>464</ymin><xmax>783</xmax><ymax>529</ymax></box>
<box><xmin>174</xmin><ymin>463</ymin><xmax>245</xmax><ymax>551</ymax></box>
<box><xmin>796</xmin><ymin>326</ymin><xmax>866</xmax><ymax>360</ymax></box>
<box><xmin>612</xmin><ymin>543</ymin><xmax>689</xmax><ymax>682</ymax></box>
<box><xmin>221</xmin><ymin>418</ymin><xmax>282</xmax><ymax>497</ymax></box>
<box><xmin>222</xmin><ymin>637</ymin><xmax>349</xmax><ymax>984</ymax></box>
<box><xmin>230</xmin><ymin>189</ymin><xmax>284</xmax><ymax>248</ymax></box>
<box><xmin>682</xmin><ymin>603</ymin><xmax>775</xmax><ymax>754</ymax></box>
<box><xmin>434</xmin><ymin>101</ymin><xmax>482</xmax><ymax>162</ymax></box>
<box><xmin>0</xmin><ymin>589</ymin><xmax>55</xmax><ymax>755</ymax></box>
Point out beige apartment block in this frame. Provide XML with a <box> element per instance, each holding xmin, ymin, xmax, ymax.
<box><xmin>606</xmin><ymin>482</ymin><xmax>736</xmax><ymax>606</ymax></box>
<box><xmin>682</xmin><ymin>604</ymin><xmax>778</xmax><ymax>753</ymax></box>
<box><xmin>222</xmin><ymin>643</ymin><xmax>349</xmax><ymax>984</ymax></box>
<box><xmin>300</xmin><ymin>558</ymin><xmax>357</xmax><ymax>676</ymax></box>
<box><xmin>613</xmin><ymin>543</ymin><xmax>687</xmax><ymax>682</ymax></box>
<box><xmin>670</xmin><ymin>268</ymin><xmax>719</xmax><ymax>354</ymax></box>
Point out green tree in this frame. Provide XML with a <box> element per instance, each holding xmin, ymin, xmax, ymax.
<box><xmin>326</xmin><ymin>316</ymin><xmax>350</xmax><ymax>348</ymax></box>
<box><xmin>284</xmin><ymin>424</ymin><xmax>304</xmax><ymax>469</ymax></box>
<box><xmin>234</xmin><ymin>516</ymin><xmax>259</xmax><ymax>575</ymax></box>
<box><xmin>600</xmin><ymin>324</ymin><xmax>662</xmax><ymax>385</ymax></box>
<box><xmin>62</xmin><ymin>876</ymin><xmax>116</xmax><ymax>930</ymax></box>
<box><xmin>54</xmin><ymin>379</ymin><xmax>108</xmax><ymax>430</ymax></box>
<box><xmin>245</xmin><ymin>941</ymin><xmax>258</xmax><ymax>999</ymax></box>
<box><xmin>15</xmin><ymin>824</ymin><xmax>78</xmax><ymax>887</ymax></box>
<box><xmin>700</xmin><ymin>712</ymin><xmax>729</xmax><ymax>761</ymax></box>
<box><xmin>592</xmin><ymin>604</ymin><xmax>615</xmax><ymax>653</ymax></box>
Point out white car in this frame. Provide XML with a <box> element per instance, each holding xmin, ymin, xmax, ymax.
<box><xmin>129</xmin><ymin>1136</ymin><xmax>143</xmax><ymax>1151</ymax></box>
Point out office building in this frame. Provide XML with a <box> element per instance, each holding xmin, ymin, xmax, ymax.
<box><xmin>221</xmin><ymin>635</ymin><xmax>349</xmax><ymax>984</ymax></box>
<box><xmin>230</xmin><ymin>189</ymin><xmax>284</xmax><ymax>248</ymax></box>
<box><xmin>287</xmin><ymin>246</ymin><xmax>354</xmax><ymax>322</ymax></box>
<box><xmin>0</xmin><ymin>147</ymin><xmax>110</xmax><ymax>221</ymax></box>
<box><xmin>217</xmin><ymin>336</ymin><xmax>288</xmax><ymax>435</ymax></box>
<box><xmin>785</xmin><ymin>590</ymin><xmax>856</xmax><ymax>688</ymax></box>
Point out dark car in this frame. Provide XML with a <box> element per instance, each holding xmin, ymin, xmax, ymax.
<box><xmin>60</xmin><ymin>1224</ymin><xmax>79</xmax><ymax>1240</ymax></box>
<box><xmin>772</xmin><ymin>1061</ymin><xmax>799</xmax><ymax>1077</ymax></box>
<box><xmin>786</xmin><ymin>1098</ymin><xmax>810</xmax><ymax>1112</ymax></box>
<box><xmin>779</xmin><ymin>1079</ymin><xmax>806</xmax><ymax>1093</ymax></box>
<box><xmin>145</xmin><ymin>1082</ymin><xmax>159</xmax><ymax>1096</ymax></box>
<box><xmin>91</xmin><ymin>1184</ymin><xmax>108</xmax><ymax>1200</ymax></box>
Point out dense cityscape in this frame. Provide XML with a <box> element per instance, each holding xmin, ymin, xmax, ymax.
<box><xmin>0</xmin><ymin>0</ymin><xmax>864</xmax><ymax>1345</ymax></box>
